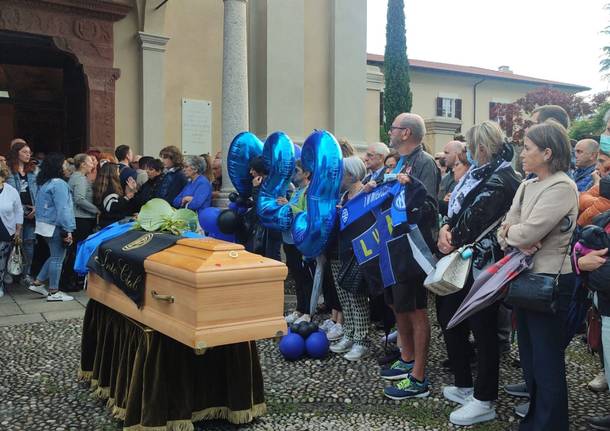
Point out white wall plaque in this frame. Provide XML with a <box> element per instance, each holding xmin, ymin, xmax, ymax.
<box><xmin>181</xmin><ymin>98</ymin><xmax>212</xmax><ymax>156</ymax></box>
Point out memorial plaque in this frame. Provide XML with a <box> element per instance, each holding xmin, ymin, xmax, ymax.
<box><xmin>181</xmin><ymin>98</ymin><xmax>212</xmax><ymax>155</ymax></box>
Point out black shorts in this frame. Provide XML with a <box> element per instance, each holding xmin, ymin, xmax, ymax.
<box><xmin>384</xmin><ymin>273</ymin><xmax>428</xmax><ymax>313</ymax></box>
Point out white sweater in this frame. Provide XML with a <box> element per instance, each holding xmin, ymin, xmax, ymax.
<box><xmin>0</xmin><ymin>183</ymin><xmax>24</xmax><ymax>235</ymax></box>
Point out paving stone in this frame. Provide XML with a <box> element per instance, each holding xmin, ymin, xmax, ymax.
<box><xmin>19</xmin><ymin>300</ymin><xmax>84</xmax><ymax>314</ymax></box>
<box><xmin>0</xmin><ymin>303</ymin><xmax>23</xmax><ymax>317</ymax></box>
<box><xmin>42</xmin><ymin>309</ymin><xmax>85</xmax><ymax>322</ymax></box>
<box><xmin>0</xmin><ymin>313</ymin><xmax>44</xmax><ymax>327</ymax></box>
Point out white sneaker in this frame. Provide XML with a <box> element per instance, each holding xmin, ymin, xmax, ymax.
<box><xmin>443</xmin><ymin>386</ymin><xmax>474</xmax><ymax>405</ymax></box>
<box><xmin>47</xmin><ymin>291</ymin><xmax>74</xmax><ymax>302</ymax></box>
<box><xmin>294</xmin><ymin>314</ymin><xmax>311</xmax><ymax>324</ymax></box>
<box><xmin>329</xmin><ymin>336</ymin><xmax>353</xmax><ymax>353</ymax></box>
<box><xmin>449</xmin><ymin>397</ymin><xmax>496</xmax><ymax>426</ymax></box>
<box><xmin>319</xmin><ymin>319</ymin><xmax>336</xmax><ymax>333</ymax></box>
<box><xmin>285</xmin><ymin>311</ymin><xmax>301</xmax><ymax>324</ymax></box>
<box><xmin>588</xmin><ymin>371</ymin><xmax>609</xmax><ymax>392</ymax></box>
<box><xmin>326</xmin><ymin>323</ymin><xmax>344</xmax><ymax>341</ymax></box>
<box><xmin>343</xmin><ymin>343</ymin><xmax>367</xmax><ymax>361</ymax></box>
<box><xmin>28</xmin><ymin>283</ymin><xmax>49</xmax><ymax>297</ymax></box>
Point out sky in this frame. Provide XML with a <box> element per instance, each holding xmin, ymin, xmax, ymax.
<box><xmin>367</xmin><ymin>0</ymin><xmax>610</xmax><ymax>95</ymax></box>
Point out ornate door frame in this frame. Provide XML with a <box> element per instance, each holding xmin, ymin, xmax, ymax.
<box><xmin>0</xmin><ymin>0</ymin><xmax>131</xmax><ymax>151</ymax></box>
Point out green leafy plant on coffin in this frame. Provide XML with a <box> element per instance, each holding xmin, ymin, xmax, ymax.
<box><xmin>134</xmin><ymin>198</ymin><xmax>200</xmax><ymax>235</ymax></box>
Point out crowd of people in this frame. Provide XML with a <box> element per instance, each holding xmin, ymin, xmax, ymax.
<box><xmin>1</xmin><ymin>104</ymin><xmax>609</xmax><ymax>430</ymax></box>
<box><xmin>270</xmin><ymin>106</ymin><xmax>609</xmax><ymax>430</ymax></box>
<box><xmin>0</xmin><ymin>141</ymin><xmax>221</xmax><ymax>302</ymax></box>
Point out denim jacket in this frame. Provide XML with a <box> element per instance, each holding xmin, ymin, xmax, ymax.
<box><xmin>36</xmin><ymin>178</ymin><xmax>76</xmax><ymax>232</ymax></box>
<box><xmin>6</xmin><ymin>171</ymin><xmax>38</xmax><ymax>206</ymax></box>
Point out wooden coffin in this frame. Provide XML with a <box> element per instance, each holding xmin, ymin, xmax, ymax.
<box><xmin>87</xmin><ymin>237</ymin><xmax>288</xmax><ymax>350</ymax></box>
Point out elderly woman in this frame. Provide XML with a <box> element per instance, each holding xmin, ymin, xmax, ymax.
<box><xmin>436</xmin><ymin>121</ymin><xmax>520</xmax><ymax>426</ymax></box>
<box><xmin>0</xmin><ymin>163</ymin><xmax>23</xmax><ymax>297</ymax></box>
<box><xmin>328</xmin><ymin>156</ymin><xmax>370</xmax><ymax>362</ymax></box>
<box><xmin>498</xmin><ymin>120</ymin><xmax>578</xmax><ymax>431</ymax></box>
<box><xmin>158</xmin><ymin>146</ymin><xmax>188</xmax><ymax>205</ymax></box>
<box><xmin>172</xmin><ymin>155</ymin><xmax>212</xmax><ymax>222</ymax></box>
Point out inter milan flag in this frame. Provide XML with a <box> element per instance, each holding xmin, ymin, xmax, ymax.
<box><xmin>88</xmin><ymin>231</ymin><xmax>179</xmax><ymax>307</ymax></box>
<box><xmin>340</xmin><ymin>178</ymin><xmax>433</xmax><ymax>289</ymax></box>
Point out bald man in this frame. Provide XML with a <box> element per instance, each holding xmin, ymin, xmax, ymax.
<box><xmin>573</xmin><ymin>139</ymin><xmax>599</xmax><ymax>192</ymax></box>
<box><xmin>437</xmin><ymin>140</ymin><xmax>464</xmax><ymax>215</ymax></box>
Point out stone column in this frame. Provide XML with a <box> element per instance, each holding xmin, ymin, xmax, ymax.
<box><xmin>137</xmin><ymin>32</ymin><xmax>170</xmax><ymax>157</ymax></box>
<box><xmin>219</xmin><ymin>0</ymin><xmax>249</xmax><ymax>204</ymax></box>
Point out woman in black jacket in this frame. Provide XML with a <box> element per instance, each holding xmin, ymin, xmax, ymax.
<box><xmin>436</xmin><ymin>121</ymin><xmax>521</xmax><ymax>426</ymax></box>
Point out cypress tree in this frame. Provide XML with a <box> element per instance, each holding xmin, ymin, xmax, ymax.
<box><xmin>383</xmin><ymin>0</ymin><xmax>412</xmax><ymax>132</ymax></box>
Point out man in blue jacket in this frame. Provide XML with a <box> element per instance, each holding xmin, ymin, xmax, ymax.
<box><xmin>572</xmin><ymin>139</ymin><xmax>599</xmax><ymax>192</ymax></box>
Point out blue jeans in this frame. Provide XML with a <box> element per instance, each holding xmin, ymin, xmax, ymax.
<box><xmin>36</xmin><ymin>228</ymin><xmax>67</xmax><ymax>291</ymax></box>
<box><xmin>22</xmin><ymin>222</ymin><xmax>35</xmax><ymax>277</ymax></box>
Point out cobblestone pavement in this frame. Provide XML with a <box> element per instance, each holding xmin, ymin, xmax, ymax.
<box><xmin>0</xmin><ymin>285</ymin><xmax>608</xmax><ymax>431</ymax></box>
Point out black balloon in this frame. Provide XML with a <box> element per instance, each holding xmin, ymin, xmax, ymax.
<box><xmin>217</xmin><ymin>209</ymin><xmax>241</xmax><ymax>234</ymax></box>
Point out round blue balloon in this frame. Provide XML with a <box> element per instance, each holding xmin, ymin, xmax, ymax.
<box><xmin>292</xmin><ymin>130</ymin><xmax>343</xmax><ymax>258</ymax></box>
<box><xmin>278</xmin><ymin>332</ymin><xmax>306</xmax><ymax>361</ymax></box>
<box><xmin>227</xmin><ymin>132</ymin><xmax>264</xmax><ymax>198</ymax></box>
<box><xmin>199</xmin><ymin>207</ymin><xmax>235</xmax><ymax>242</ymax></box>
<box><xmin>305</xmin><ymin>331</ymin><xmax>330</xmax><ymax>359</ymax></box>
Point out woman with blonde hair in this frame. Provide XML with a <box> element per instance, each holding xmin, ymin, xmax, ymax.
<box><xmin>436</xmin><ymin>121</ymin><xmax>520</xmax><ymax>426</ymax></box>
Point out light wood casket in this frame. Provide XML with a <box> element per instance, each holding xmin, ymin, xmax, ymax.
<box><xmin>87</xmin><ymin>237</ymin><xmax>287</xmax><ymax>350</ymax></box>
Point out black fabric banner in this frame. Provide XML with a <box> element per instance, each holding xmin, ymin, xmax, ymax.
<box><xmin>89</xmin><ymin>230</ymin><xmax>179</xmax><ymax>307</ymax></box>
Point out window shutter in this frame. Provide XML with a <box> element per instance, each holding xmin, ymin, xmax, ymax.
<box><xmin>489</xmin><ymin>102</ymin><xmax>497</xmax><ymax>120</ymax></box>
<box><xmin>436</xmin><ymin>97</ymin><xmax>443</xmax><ymax>116</ymax></box>
<box><xmin>455</xmin><ymin>99</ymin><xmax>462</xmax><ymax>120</ymax></box>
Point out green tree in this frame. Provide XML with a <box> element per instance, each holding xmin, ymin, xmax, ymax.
<box><xmin>383</xmin><ymin>0</ymin><xmax>412</xmax><ymax>133</ymax></box>
<box><xmin>601</xmin><ymin>4</ymin><xmax>610</xmax><ymax>79</ymax></box>
<box><xmin>570</xmin><ymin>102</ymin><xmax>610</xmax><ymax>141</ymax></box>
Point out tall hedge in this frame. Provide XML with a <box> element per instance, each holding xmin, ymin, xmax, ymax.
<box><xmin>383</xmin><ymin>0</ymin><xmax>412</xmax><ymax>131</ymax></box>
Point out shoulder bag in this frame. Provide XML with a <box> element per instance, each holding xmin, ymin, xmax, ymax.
<box><xmin>424</xmin><ymin>217</ymin><xmax>504</xmax><ymax>296</ymax></box>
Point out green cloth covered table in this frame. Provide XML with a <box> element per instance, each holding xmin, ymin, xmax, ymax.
<box><xmin>80</xmin><ymin>300</ymin><xmax>266</xmax><ymax>431</ymax></box>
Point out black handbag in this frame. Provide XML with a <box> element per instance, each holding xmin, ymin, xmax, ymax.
<box><xmin>505</xmin><ymin>247</ymin><xmax>569</xmax><ymax>314</ymax></box>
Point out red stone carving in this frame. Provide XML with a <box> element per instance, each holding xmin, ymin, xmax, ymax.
<box><xmin>0</xmin><ymin>0</ymin><xmax>130</xmax><ymax>151</ymax></box>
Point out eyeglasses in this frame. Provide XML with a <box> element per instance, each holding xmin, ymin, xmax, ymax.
<box><xmin>389</xmin><ymin>126</ymin><xmax>407</xmax><ymax>132</ymax></box>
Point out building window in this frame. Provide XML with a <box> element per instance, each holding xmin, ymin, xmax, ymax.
<box><xmin>436</xmin><ymin>97</ymin><xmax>462</xmax><ymax>119</ymax></box>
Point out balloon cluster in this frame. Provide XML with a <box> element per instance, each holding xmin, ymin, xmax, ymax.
<box><xmin>278</xmin><ymin>321</ymin><xmax>329</xmax><ymax>361</ymax></box>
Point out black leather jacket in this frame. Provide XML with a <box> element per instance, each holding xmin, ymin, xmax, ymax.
<box><xmin>447</xmin><ymin>166</ymin><xmax>521</xmax><ymax>270</ymax></box>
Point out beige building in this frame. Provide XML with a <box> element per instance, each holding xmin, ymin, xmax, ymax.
<box><xmin>366</xmin><ymin>54</ymin><xmax>589</xmax><ymax>153</ymax></box>
<box><xmin>0</xmin><ymin>0</ymin><xmax>367</xmax><ymax>195</ymax></box>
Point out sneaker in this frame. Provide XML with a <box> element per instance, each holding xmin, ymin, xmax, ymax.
<box><xmin>443</xmin><ymin>386</ymin><xmax>474</xmax><ymax>405</ymax></box>
<box><xmin>514</xmin><ymin>401</ymin><xmax>529</xmax><ymax>418</ymax></box>
<box><xmin>47</xmin><ymin>291</ymin><xmax>74</xmax><ymax>302</ymax></box>
<box><xmin>329</xmin><ymin>336</ymin><xmax>353</xmax><ymax>353</ymax></box>
<box><xmin>377</xmin><ymin>347</ymin><xmax>401</xmax><ymax>366</ymax></box>
<box><xmin>504</xmin><ymin>382</ymin><xmax>529</xmax><ymax>397</ymax></box>
<box><xmin>28</xmin><ymin>283</ymin><xmax>49</xmax><ymax>297</ymax></box>
<box><xmin>285</xmin><ymin>311</ymin><xmax>301</xmax><ymax>324</ymax></box>
<box><xmin>383</xmin><ymin>375</ymin><xmax>430</xmax><ymax>400</ymax></box>
<box><xmin>586</xmin><ymin>414</ymin><xmax>610</xmax><ymax>431</ymax></box>
<box><xmin>343</xmin><ymin>344</ymin><xmax>367</xmax><ymax>361</ymax></box>
<box><xmin>294</xmin><ymin>314</ymin><xmax>311</xmax><ymax>324</ymax></box>
<box><xmin>319</xmin><ymin>319</ymin><xmax>336</xmax><ymax>333</ymax></box>
<box><xmin>380</xmin><ymin>359</ymin><xmax>414</xmax><ymax>381</ymax></box>
<box><xmin>326</xmin><ymin>323</ymin><xmax>344</xmax><ymax>341</ymax></box>
<box><xmin>449</xmin><ymin>397</ymin><xmax>496</xmax><ymax>426</ymax></box>
<box><xmin>588</xmin><ymin>371</ymin><xmax>609</xmax><ymax>393</ymax></box>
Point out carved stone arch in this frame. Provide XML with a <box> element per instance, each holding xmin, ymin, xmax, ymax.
<box><xmin>0</xmin><ymin>0</ymin><xmax>131</xmax><ymax>151</ymax></box>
